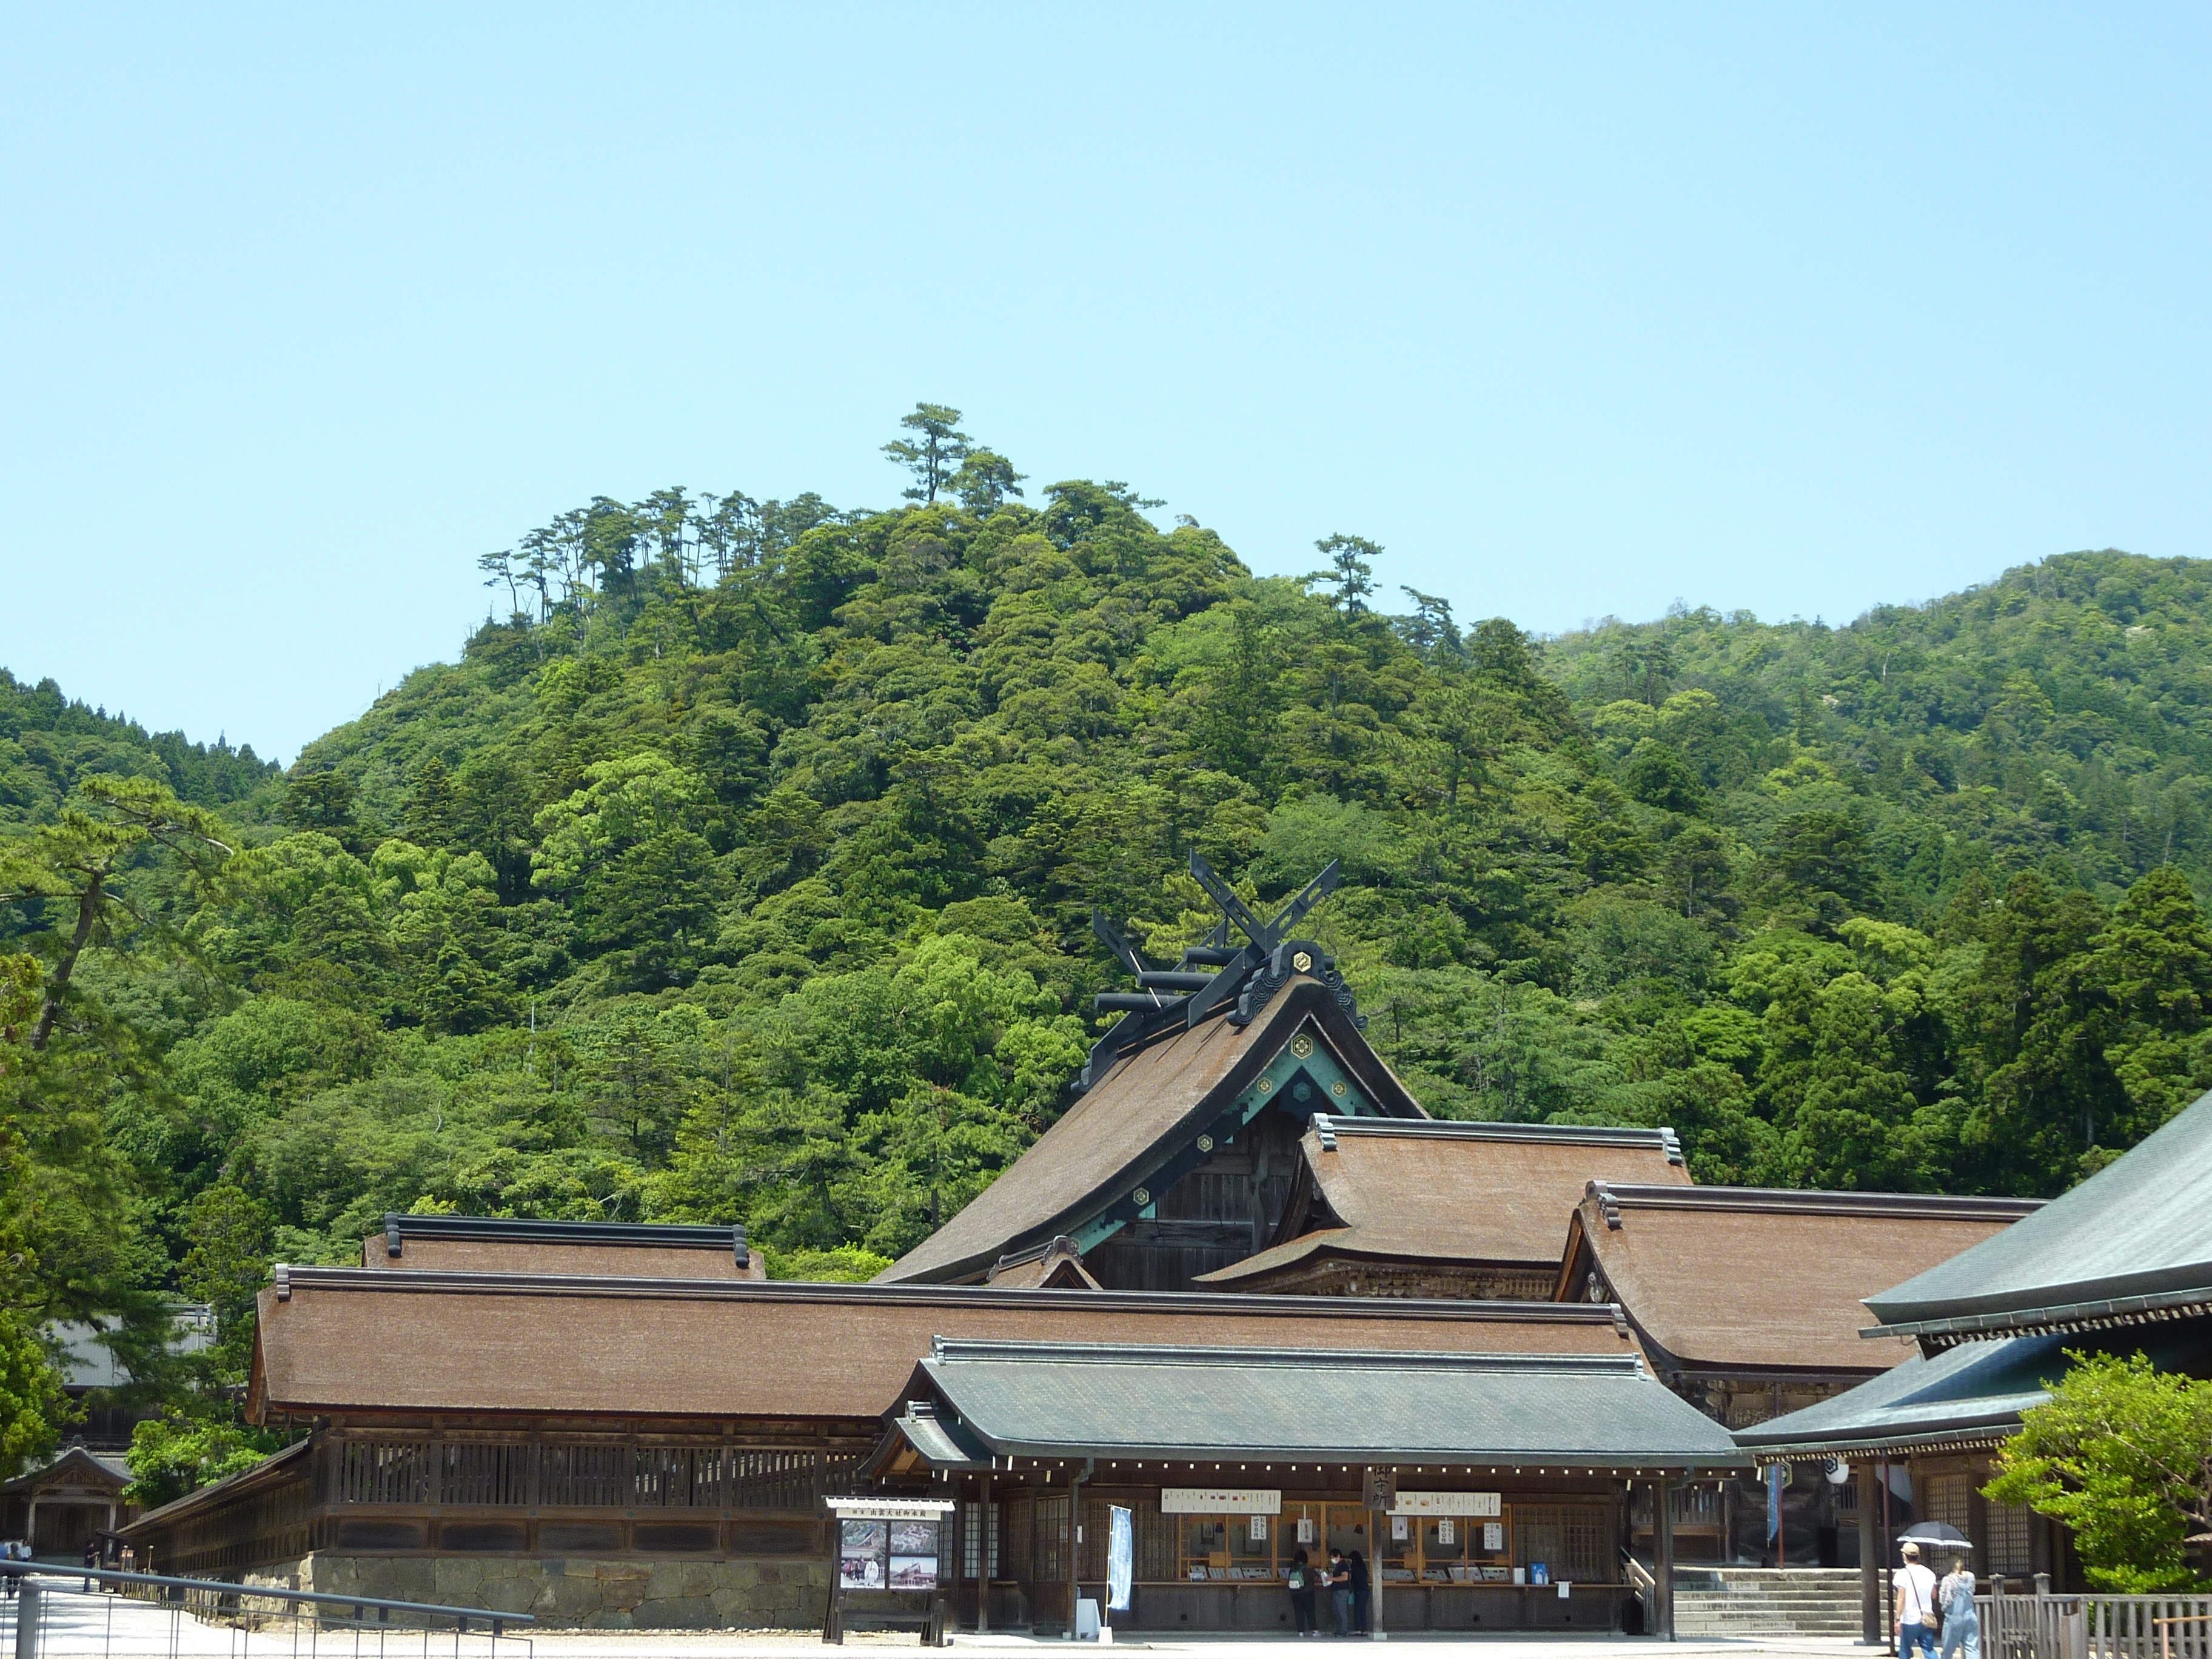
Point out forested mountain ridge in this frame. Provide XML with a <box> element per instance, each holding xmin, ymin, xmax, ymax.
<box><xmin>4</xmin><ymin>412</ymin><xmax>2211</xmax><ymax>1476</ymax></box>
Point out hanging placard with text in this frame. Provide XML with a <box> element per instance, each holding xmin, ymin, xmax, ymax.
<box><xmin>1388</xmin><ymin>1490</ymin><xmax>1501</xmax><ymax>1517</ymax></box>
<box><xmin>1159</xmin><ymin>1488</ymin><xmax>1282</xmax><ymax>1515</ymax></box>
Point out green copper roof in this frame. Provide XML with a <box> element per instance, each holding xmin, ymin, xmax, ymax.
<box><xmin>1734</xmin><ymin>1335</ymin><xmax>2066</xmax><ymax>1457</ymax></box>
<box><xmin>1863</xmin><ymin>1088</ymin><xmax>2212</xmax><ymax>1342</ymax></box>
<box><xmin>918</xmin><ymin>1339</ymin><xmax>1746</xmax><ymax>1470</ymax></box>
<box><xmin>1739</xmin><ymin>1321</ymin><xmax>2212</xmax><ymax>1458</ymax></box>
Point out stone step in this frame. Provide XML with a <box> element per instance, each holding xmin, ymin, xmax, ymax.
<box><xmin>1679</xmin><ymin>1608</ymin><xmax>1862</xmax><ymax>1619</ymax></box>
<box><xmin>1678</xmin><ymin>1624</ymin><xmax>1864</xmax><ymax>1637</ymax></box>
<box><xmin>1672</xmin><ymin>1575</ymin><xmax>1862</xmax><ymax>1638</ymax></box>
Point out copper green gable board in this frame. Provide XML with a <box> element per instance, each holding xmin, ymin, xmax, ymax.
<box><xmin>1862</xmin><ymin>1087</ymin><xmax>2212</xmax><ymax>1340</ymax></box>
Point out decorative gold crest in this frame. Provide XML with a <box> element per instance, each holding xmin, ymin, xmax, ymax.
<box><xmin>1292</xmin><ymin>950</ymin><xmax>1313</xmax><ymax>973</ymax></box>
<box><xmin>1290</xmin><ymin>1033</ymin><xmax>1315</xmax><ymax>1059</ymax></box>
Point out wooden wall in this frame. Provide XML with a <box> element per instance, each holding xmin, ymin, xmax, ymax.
<box><xmin>1087</xmin><ymin>1105</ymin><xmax>1309</xmax><ymax>1290</ymax></box>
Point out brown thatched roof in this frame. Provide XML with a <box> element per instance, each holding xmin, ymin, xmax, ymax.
<box><xmin>248</xmin><ymin>1265</ymin><xmax>1635</xmax><ymax>1424</ymax></box>
<box><xmin>1197</xmin><ymin>1119</ymin><xmax>1690</xmax><ymax>1287</ymax></box>
<box><xmin>363</xmin><ymin>1213</ymin><xmax>758</xmax><ymax>1279</ymax></box>
<box><xmin>1561</xmin><ymin>1182</ymin><xmax>2042</xmax><ymax>1377</ymax></box>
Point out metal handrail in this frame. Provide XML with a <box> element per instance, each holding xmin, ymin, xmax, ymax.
<box><xmin>0</xmin><ymin>1561</ymin><xmax>536</xmax><ymax>1631</ymax></box>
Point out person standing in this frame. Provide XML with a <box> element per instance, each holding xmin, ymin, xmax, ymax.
<box><xmin>1327</xmin><ymin>1549</ymin><xmax>1352</xmax><ymax>1638</ymax></box>
<box><xmin>1937</xmin><ymin>1555</ymin><xmax>1980</xmax><ymax>1659</ymax></box>
<box><xmin>1895</xmin><ymin>1542</ymin><xmax>1939</xmax><ymax>1659</ymax></box>
<box><xmin>1287</xmin><ymin>1549</ymin><xmax>1318</xmax><ymax>1637</ymax></box>
<box><xmin>1348</xmin><ymin>1550</ymin><xmax>1370</xmax><ymax>1635</ymax></box>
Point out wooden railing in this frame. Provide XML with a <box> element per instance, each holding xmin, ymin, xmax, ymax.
<box><xmin>330</xmin><ymin>1438</ymin><xmax>854</xmax><ymax>1513</ymax></box>
<box><xmin>1977</xmin><ymin>1592</ymin><xmax>2212</xmax><ymax>1659</ymax></box>
<box><xmin>2094</xmin><ymin>1600</ymin><xmax>2212</xmax><ymax>1659</ymax></box>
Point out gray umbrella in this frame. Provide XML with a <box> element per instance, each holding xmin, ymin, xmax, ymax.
<box><xmin>1899</xmin><ymin>1523</ymin><xmax>1973</xmax><ymax>1549</ymax></box>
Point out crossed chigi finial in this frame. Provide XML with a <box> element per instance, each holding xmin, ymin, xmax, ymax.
<box><xmin>1076</xmin><ymin>854</ymin><xmax>1341</xmax><ymax>1091</ymax></box>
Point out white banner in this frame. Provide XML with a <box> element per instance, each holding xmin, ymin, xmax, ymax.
<box><xmin>1388</xmin><ymin>1491</ymin><xmax>1501</xmax><ymax>1517</ymax></box>
<box><xmin>1159</xmin><ymin>1487</ymin><xmax>1282</xmax><ymax>1515</ymax></box>
<box><xmin>1108</xmin><ymin>1507</ymin><xmax>1133</xmax><ymax>1613</ymax></box>
<box><xmin>825</xmin><ymin>1498</ymin><xmax>957</xmax><ymax>1521</ymax></box>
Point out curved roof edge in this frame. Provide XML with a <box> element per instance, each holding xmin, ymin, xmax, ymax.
<box><xmin>1864</xmin><ymin>1087</ymin><xmax>2212</xmax><ymax>1338</ymax></box>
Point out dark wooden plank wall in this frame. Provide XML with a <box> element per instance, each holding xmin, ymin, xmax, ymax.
<box><xmin>1089</xmin><ymin>1102</ymin><xmax>1310</xmax><ymax>1290</ymax></box>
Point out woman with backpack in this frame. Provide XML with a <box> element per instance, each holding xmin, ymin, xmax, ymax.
<box><xmin>1286</xmin><ymin>1549</ymin><xmax>1318</xmax><ymax>1637</ymax></box>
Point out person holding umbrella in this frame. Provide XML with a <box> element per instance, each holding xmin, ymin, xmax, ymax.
<box><xmin>1893</xmin><ymin>1530</ymin><xmax>1982</xmax><ymax>1659</ymax></box>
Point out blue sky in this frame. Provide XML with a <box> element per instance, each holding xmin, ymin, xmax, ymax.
<box><xmin>4</xmin><ymin>4</ymin><xmax>2208</xmax><ymax>762</ymax></box>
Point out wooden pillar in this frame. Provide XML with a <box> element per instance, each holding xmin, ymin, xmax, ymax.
<box><xmin>1655</xmin><ymin>1480</ymin><xmax>1676</xmax><ymax>1642</ymax></box>
<box><xmin>976</xmin><ymin>1474</ymin><xmax>991</xmax><ymax>1634</ymax></box>
<box><xmin>1369</xmin><ymin>1505</ymin><xmax>1385</xmax><ymax>1640</ymax></box>
<box><xmin>1880</xmin><ymin>1461</ymin><xmax>1896</xmax><ymax>1656</ymax></box>
<box><xmin>1858</xmin><ymin>1464</ymin><xmax>1882</xmax><ymax>1644</ymax></box>
<box><xmin>1067</xmin><ymin>1468</ymin><xmax>1084</xmax><ymax>1640</ymax></box>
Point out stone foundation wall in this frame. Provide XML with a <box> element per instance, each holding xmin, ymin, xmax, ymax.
<box><xmin>271</xmin><ymin>1553</ymin><xmax>833</xmax><ymax>1629</ymax></box>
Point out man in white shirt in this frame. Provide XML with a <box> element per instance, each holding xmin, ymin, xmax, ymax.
<box><xmin>1895</xmin><ymin>1542</ymin><xmax>1939</xmax><ymax>1658</ymax></box>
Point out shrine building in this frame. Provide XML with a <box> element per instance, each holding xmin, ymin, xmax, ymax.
<box><xmin>115</xmin><ymin>857</ymin><xmax>2054</xmax><ymax>1635</ymax></box>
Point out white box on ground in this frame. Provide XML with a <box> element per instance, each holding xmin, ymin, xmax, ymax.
<box><xmin>1076</xmin><ymin>1598</ymin><xmax>1101</xmax><ymax>1640</ymax></box>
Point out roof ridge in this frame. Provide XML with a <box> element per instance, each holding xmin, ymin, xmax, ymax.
<box><xmin>1584</xmin><ymin>1181</ymin><xmax>2044</xmax><ymax>1226</ymax></box>
<box><xmin>988</xmin><ymin>1234</ymin><xmax>1082</xmax><ymax>1272</ymax></box>
<box><xmin>270</xmin><ymin>1264</ymin><xmax>1630</xmax><ymax>1324</ymax></box>
<box><xmin>380</xmin><ymin>1213</ymin><xmax>746</xmax><ymax>1254</ymax></box>
<box><xmin>927</xmin><ymin>1337</ymin><xmax>1646</xmax><ymax>1375</ymax></box>
<box><xmin>1315</xmin><ymin>1116</ymin><xmax>1683</xmax><ymax>1162</ymax></box>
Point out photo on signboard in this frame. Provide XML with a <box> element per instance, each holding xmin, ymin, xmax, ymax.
<box><xmin>889</xmin><ymin>1520</ymin><xmax>939</xmax><ymax>1557</ymax></box>
<box><xmin>839</xmin><ymin>1520</ymin><xmax>888</xmax><ymax>1589</ymax></box>
<box><xmin>888</xmin><ymin>1555</ymin><xmax>939</xmax><ymax>1589</ymax></box>
<box><xmin>839</xmin><ymin>1553</ymin><xmax>885</xmax><ymax>1589</ymax></box>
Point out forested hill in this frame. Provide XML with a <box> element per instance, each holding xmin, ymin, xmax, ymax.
<box><xmin>4</xmin><ymin>414</ymin><xmax>2211</xmax><ymax>1467</ymax></box>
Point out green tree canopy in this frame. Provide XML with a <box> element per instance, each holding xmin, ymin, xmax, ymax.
<box><xmin>1986</xmin><ymin>1350</ymin><xmax>2212</xmax><ymax>1592</ymax></box>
